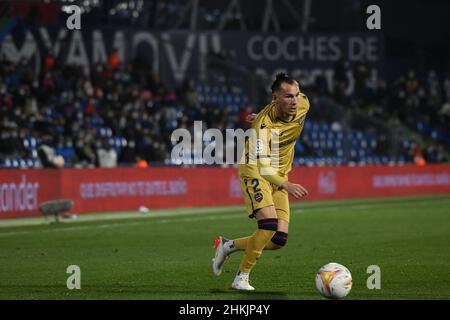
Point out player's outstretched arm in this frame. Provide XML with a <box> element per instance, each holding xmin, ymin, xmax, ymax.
<box><xmin>281</xmin><ymin>181</ymin><xmax>308</xmax><ymax>199</ymax></box>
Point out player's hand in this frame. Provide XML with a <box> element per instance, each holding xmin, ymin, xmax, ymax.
<box><xmin>245</xmin><ymin>113</ymin><xmax>257</xmax><ymax>124</ymax></box>
<box><xmin>281</xmin><ymin>181</ymin><xmax>308</xmax><ymax>199</ymax></box>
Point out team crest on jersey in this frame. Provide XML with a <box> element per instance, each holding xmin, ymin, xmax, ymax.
<box><xmin>254</xmin><ymin>192</ymin><xmax>263</xmax><ymax>202</ymax></box>
<box><xmin>298</xmin><ymin>115</ymin><xmax>306</xmax><ymax>125</ymax></box>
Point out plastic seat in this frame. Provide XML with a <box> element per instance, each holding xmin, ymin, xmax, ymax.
<box><xmin>27</xmin><ymin>159</ymin><xmax>35</xmax><ymax>167</ymax></box>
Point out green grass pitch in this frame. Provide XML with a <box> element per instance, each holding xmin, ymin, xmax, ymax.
<box><xmin>0</xmin><ymin>194</ymin><xmax>449</xmax><ymax>300</ymax></box>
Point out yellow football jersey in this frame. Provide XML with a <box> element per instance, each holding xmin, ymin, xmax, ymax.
<box><xmin>239</xmin><ymin>94</ymin><xmax>310</xmax><ymax>186</ymax></box>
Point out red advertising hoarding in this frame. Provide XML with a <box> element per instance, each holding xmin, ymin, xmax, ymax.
<box><xmin>1</xmin><ymin>165</ymin><xmax>449</xmax><ymax>219</ymax></box>
<box><xmin>0</xmin><ymin>170</ymin><xmax>61</xmax><ymax>219</ymax></box>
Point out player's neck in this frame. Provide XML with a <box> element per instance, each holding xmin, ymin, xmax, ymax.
<box><xmin>275</xmin><ymin>105</ymin><xmax>294</xmax><ymax>122</ymax></box>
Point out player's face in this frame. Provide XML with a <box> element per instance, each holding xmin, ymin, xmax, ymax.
<box><xmin>273</xmin><ymin>82</ymin><xmax>300</xmax><ymax>116</ymax></box>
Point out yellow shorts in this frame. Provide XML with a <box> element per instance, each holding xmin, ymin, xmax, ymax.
<box><xmin>240</xmin><ymin>176</ymin><xmax>290</xmax><ymax>222</ymax></box>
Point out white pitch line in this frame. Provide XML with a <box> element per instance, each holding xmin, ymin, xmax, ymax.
<box><xmin>0</xmin><ymin>205</ymin><xmax>247</xmax><ymax>228</ymax></box>
<box><xmin>0</xmin><ymin>197</ymin><xmax>448</xmax><ymax>237</ymax></box>
<box><xmin>1</xmin><ymin>195</ymin><xmax>447</xmax><ymax>228</ymax></box>
<box><xmin>0</xmin><ymin>213</ymin><xmax>243</xmax><ymax>237</ymax></box>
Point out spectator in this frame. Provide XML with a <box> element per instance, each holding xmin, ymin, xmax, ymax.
<box><xmin>96</xmin><ymin>139</ymin><xmax>118</xmax><ymax>168</ymax></box>
<box><xmin>439</xmin><ymin>99</ymin><xmax>450</xmax><ymax>119</ymax></box>
<box><xmin>37</xmin><ymin>135</ymin><xmax>65</xmax><ymax>168</ymax></box>
<box><xmin>136</xmin><ymin>156</ymin><xmax>149</xmax><ymax>168</ymax></box>
<box><xmin>109</xmin><ymin>49</ymin><xmax>121</xmax><ymax>70</ymax></box>
<box><xmin>0</xmin><ymin>55</ymin><xmax>448</xmax><ymax>169</ymax></box>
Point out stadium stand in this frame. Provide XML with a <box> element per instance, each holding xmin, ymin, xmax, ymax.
<box><xmin>0</xmin><ymin>0</ymin><xmax>449</xmax><ymax>169</ymax></box>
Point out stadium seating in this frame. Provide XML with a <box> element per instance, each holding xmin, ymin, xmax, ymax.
<box><xmin>0</xmin><ymin>56</ymin><xmax>447</xmax><ymax>168</ymax></box>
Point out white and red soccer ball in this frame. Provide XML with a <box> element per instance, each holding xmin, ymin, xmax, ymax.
<box><xmin>315</xmin><ymin>262</ymin><xmax>353</xmax><ymax>299</ymax></box>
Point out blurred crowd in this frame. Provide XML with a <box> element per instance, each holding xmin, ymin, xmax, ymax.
<box><xmin>0</xmin><ymin>52</ymin><xmax>449</xmax><ymax>168</ymax></box>
<box><xmin>0</xmin><ymin>51</ymin><xmax>236</xmax><ymax>168</ymax></box>
<box><xmin>330</xmin><ymin>61</ymin><xmax>450</xmax><ymax>130</ymax></box>
<box><xmin>301</xmin><ymin>60</ymin><xmax>450</xmax><ymax>164</ymax></box>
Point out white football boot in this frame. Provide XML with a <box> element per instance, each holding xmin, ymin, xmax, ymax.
<box><xmin>231</xmin><ymin>271</ymin><xmax>255</xmax><ymax>291</ymax></box>
<box><xmin>212</xmin><ymin>236</ymin><xmax>233</xmax><ymax>276</ymax></box>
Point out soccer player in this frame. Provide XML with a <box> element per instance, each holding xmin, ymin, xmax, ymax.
<box><xmin>212</xmin><ymin>73</ymin><xmax>310</xmax><ymax>290</ymax></box>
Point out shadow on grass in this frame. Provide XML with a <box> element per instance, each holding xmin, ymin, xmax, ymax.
<box><xmin>209</xmin><ymin>288</ymin><xmax>289</xmax><ymax>300</ymax></box>
<box><xmin>0</xmin><ymin>285</ymin><xmax>292</xmax><ymax>300</ymax></box>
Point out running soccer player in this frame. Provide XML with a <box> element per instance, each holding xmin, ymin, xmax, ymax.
<box><xmin>212</xmin><ymin>73</ymin><xmax>310</xmax><ymax>290</ymax></box>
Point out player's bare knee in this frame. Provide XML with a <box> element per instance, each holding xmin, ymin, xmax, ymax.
<box><xmin>270</xmin><ymin>231</ymin><xmax>288</xmax><ymax>249</ymax></box>
<box><xmin>255</xmin><ymin>205</ymin><xmax>278</xmax><ymax>220</ymax></box>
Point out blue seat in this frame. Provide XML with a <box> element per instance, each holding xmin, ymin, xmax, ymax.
<box><xmin>304</xmin><ymin>122</ymin><xmax>311</xmax><ymax>130</ymax></box>
<box><xmin>370</xmin><ymin>139</ymin><xmax>377</xmax><ymax>148</ymax></box>
<box><xmin>27</xmin><ymin>159</ymin><xmax>35</xmax><ymax>167</ymax></box>
<box><xmin>4</xmin><ymin>159</ymin><xmax>12</xmax><ymax>168</ymax></box>
<box><xmin>56</xmin><ymin>147</ymin><xmax>76</xmax><ymax>159</ymax></box>
<box><xmin>320</xmin><ymin>122</ymin><xmax>329</xmax><ymax>132</ymax></box>
<box><xmin>11</xmin><ymin>159</ymin><xmax>19</xmax><ymax>168</ymax></box>
<box><xmin>360</xmin><ymin>140</ymin><xmax>368</xmax><ymax>149</ymax></box>
<box><xmin>312</xmin><ymin>122</ymin><xmax>320</xmax><ymax>132</ymax></box>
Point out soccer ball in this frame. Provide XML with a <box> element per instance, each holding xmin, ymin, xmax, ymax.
<box><xmin>315</xmin><ymin>262</ymin><xmax>352</xmax><ymax>299</ymax></box>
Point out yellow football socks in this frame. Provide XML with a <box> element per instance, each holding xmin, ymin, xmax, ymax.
<box><xmin>238</xmin><ymin>229</ymin><xmax>276</xmax><ymax>273</ymax></box>
<box><xmin>235</xmin><ymin>219</ymin><xmax>278</xmax><ymax>272</ymax></box>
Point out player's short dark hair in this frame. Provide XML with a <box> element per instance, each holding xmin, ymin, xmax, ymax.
<box><xmin>271</xmin><ymin>72</ymin><xmax>297</xmax><ymax>93</ymax></box>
